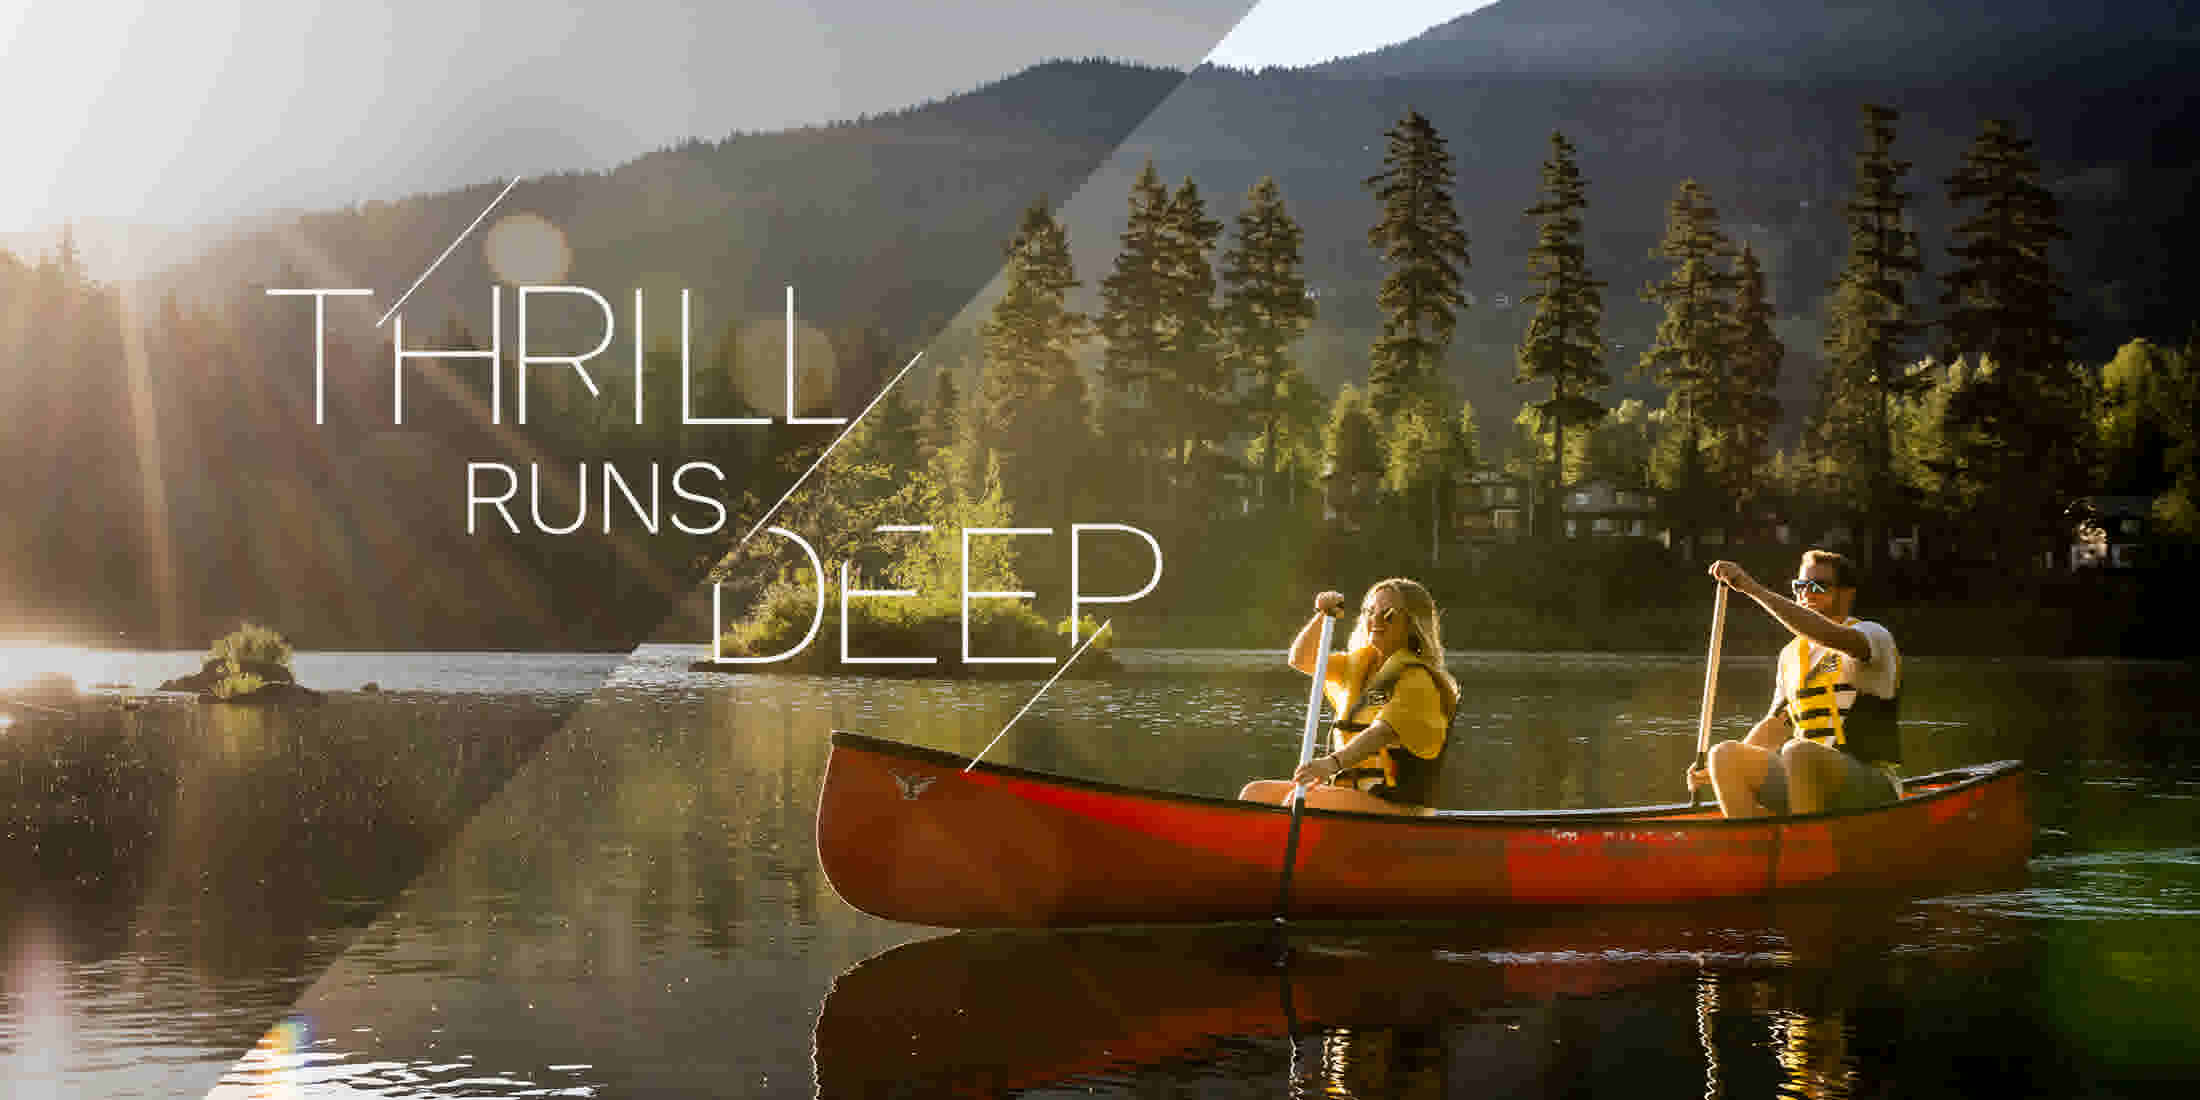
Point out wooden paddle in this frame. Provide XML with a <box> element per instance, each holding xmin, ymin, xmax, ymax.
<box><xmin>1274</xmin><ymin>605</ymin><xmax>1341</xmax><ymax>932</ymax></box>
<box><xmin>1691</xmin><ymin>582</ymin><xmax>1730</xmax><ymax>810</ymax></box>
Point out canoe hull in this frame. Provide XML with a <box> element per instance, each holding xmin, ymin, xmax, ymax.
<box><xmin>817</xmin><ymin>731</ymin><xmax>2031</xmax><ymax>929</ymax></box>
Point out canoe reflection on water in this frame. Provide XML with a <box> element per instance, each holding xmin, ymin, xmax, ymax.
<box><xmin>813</xmin><ymin>894</ymin><xmax>2025</xmax><ymax>1099</ymax></box>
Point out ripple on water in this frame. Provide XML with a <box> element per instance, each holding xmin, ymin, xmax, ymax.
<box><xmin>1927</xmin><ymin>847</ymin><xmax>2200</xmax><ymax>920</ymax></box>
<box><xmin>212</xmin><ymin>1049</ymin><xmax>604</xmax><ymax>1098</ymax></box>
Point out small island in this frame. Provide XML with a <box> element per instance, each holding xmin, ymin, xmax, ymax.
<box><xmin>158</xmin><ymin>623</ymin><xmax>325</xmax><ymax>704</ymax></box>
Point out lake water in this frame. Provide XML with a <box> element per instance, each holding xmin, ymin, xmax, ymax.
<box><xmin>3</xmin><ymin>645</ymin><xmax>2197</xmax><ymax>1097</ymax></box>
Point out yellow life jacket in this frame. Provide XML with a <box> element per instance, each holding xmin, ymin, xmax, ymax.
<box><xmin>1328</xmin><ymin>650</ymin><xmax>1457</xmax><ymax>804</ymax></box>
<box><xmin>1784</xmin><ymin>622</ymin><xmax>1901</xmax><ymax>766</ymax></box>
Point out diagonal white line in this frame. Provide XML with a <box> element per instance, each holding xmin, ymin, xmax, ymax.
<box><xmin>966</xmin><ymin>620</ymin><xmax>1112</xmax><ymax>773</ymax></box>
<box><xmin>376</xmin><ymin>176</ymin><xmax>522</xmax><ymax>328</ymax></box>
<box><xmin>735</xmin><ymin>350</ymin><xmax>924</xmax><ymax>550</ymax></box>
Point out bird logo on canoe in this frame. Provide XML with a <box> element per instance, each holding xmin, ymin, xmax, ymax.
<box><xmin>890</xmin><ymin>771</ymin><xmax>937</xmax><ymax>800</ymax></box>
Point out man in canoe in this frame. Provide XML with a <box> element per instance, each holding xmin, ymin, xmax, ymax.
<box><xmin>1689</xmin><ymin>550</ymin><xmax>1903</xmax><ymax>817</ymax></box>
<box><xmin>1240</xmin><ymin>578</ymin><xmax>1461</xmax><ymax>815</ymax></box>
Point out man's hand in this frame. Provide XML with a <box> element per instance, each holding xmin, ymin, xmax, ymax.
<box><xmin>1314</xmin><ymin>591</ymin><xmax>1345</xmax><ymax>616</ymax></box>
<box><xmin>1685</xmin><ymin>763</ymin><xmax>1712</xmax><ymax>794</ymax></box>
<box><xmin>1708</xmin><ymin>560</ymin><xmax>1759</xmax><ymax>595</ymax></box>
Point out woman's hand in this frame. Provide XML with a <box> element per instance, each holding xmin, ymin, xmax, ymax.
<box><xmin>1293</xmin><ymin>753</ymin><xmax>1342</xmax><ymax>788</ymax></box>
<box><xmin>1290</xmin><ymin>591</ymin><xmax>1348</xmax><ymax>674</ymax></box>
<box><xmin>1686</xmin><ymin>763</ymin><xmax>1711</xmax><ymax>794</ymax></box>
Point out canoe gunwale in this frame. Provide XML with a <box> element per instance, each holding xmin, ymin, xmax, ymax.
<box><xmin>826</xmin><ymin>729</ymin><xmax>2023</xmax><ymax>828</ymax></box>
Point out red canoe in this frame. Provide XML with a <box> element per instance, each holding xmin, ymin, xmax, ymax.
<box><xmin>817</xmin><ymin>730</ymin><xmax>2031</xmax><ymax>929</ymax></box>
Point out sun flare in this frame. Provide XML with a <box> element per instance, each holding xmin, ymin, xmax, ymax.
<box><xmin>483</xmin><ymin>212</ymin><xmax>573</xmax><ymax>285</ymax></box>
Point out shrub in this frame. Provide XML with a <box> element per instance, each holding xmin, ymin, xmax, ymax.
<box><xmin>1057</xmin><ymin>613</ymin><xmax>1113</xmax><ymax>650</ymax></box>
<box><xmin>210</xmin><ymin>671</ymin><xmax>267</xmax><ymax>700</ymax></box>
<box><xmin>210</xmin><ymin>623</ymin><xmax>293</xmax><ymax>671</ymax></box>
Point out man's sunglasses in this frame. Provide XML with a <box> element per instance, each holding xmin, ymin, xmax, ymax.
<box><xmin>1789</xmin><ymin>578</ymin><xmax>1833</xmax><ymax>596</ymax></box>
<box><xmin>1361</xmin><ymin>606</ymin><xmax>1400</xmax><ymax>627</ymax></box>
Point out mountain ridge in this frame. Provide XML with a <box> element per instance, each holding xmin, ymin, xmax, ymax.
<box><xmin>1318</xmin><ymin>0</ymin><xmax>2199</xmax><ymax>82</ymax></box>
<box><xmin>126</xmin><ymin>13</ymin><xmax>2200</xmax><ymax>449</ymax></box>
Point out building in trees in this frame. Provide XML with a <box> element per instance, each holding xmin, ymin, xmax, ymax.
<box><xmin>1454</xmin><ymin>467</ymin><xmax>1534</xmax><ymax>544</ymax></box>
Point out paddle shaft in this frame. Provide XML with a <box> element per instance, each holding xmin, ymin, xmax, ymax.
<box><xmin>1274</xmin><ymin>608</ymin><xmax>1340</xmax><ymax>926</ymax></box>
<box><xmin>1691</xmin><ymin>583</ymin><xmax>1730</xmax><ymax>809</ymax></box>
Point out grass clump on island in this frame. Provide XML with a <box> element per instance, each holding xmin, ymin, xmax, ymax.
<box><xmin>207</xmin><ymin>622</ymin><xmax>294</xmax><ymax>700</ymax></box>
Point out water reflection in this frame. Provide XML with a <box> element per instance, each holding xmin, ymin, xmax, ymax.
<box><xmin>1</xmin><ymin>660</ymin><xmax>603</xmax><ymax>1096</ymax></box>
<box><xmin>812</xmin><ymin>898</ymin><xmax>2028</xmax><ymax>1099</ymax></box>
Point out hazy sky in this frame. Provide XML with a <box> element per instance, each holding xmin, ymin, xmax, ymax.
<box><xmin>3</xmin><ymin>1</ymin><xmax>1491</xmax><ymax>236</ymax></box>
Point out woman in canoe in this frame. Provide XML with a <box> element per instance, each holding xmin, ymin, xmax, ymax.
<box><xmin>1240</xmin><ymin>578</ymin><xmax>1461</xmax><ymax>815</ymax></box>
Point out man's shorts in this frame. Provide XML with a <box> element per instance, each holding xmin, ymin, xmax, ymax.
<box><xmin>1758</xmin><ymin>749</ymin><xmax>1901</xmax><ymax>815</ymax></box>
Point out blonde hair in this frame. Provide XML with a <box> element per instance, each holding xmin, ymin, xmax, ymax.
<box><xmin>1351</xmin><ymin>577</ymin><xmax>1460</xmax><ymax>707</ymax></box>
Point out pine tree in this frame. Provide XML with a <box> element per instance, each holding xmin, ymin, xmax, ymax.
<box><xmin>864</xmin><ymin>381</ymin><xmax>922</xmax><ymax>475</ymax></box>
<box><xmin>1941</xmin><ymin>119</ymin><xmax>2074</xmax><ymax>383</ymax></box>
<box><xmin>1515</xmin><ymin>131</ymin><xmax>1608</xmax><ymax>538</ymax></box>
<box><xmin>1366</xmin><ymin>109</ymin><xmax>1470</xmax><ymax>417</ymax></box>
<box><xmin>1577</xmin><ymin>397</ymin><xmax>1658</xmax><ymax>489</ymax></box>
<box><xmin>1324</xmin><ymin>384</ymin><xmax>1383</xmax><ymax>528</ymax></box>
<box><xmin>2141</xmin><ymin>334</ymin><xmax>2200</xmax><ymax>537</ymax></box>
<box><xmin>1892</xmin><ymin>356</ymin><xmax>1970</xmax><ymax>513</ymax></box>
<box><xmin>1938</xmin><ymin>118</ymin><xmax>2086</xmax><ymax>563</ymax></box>
<box><xmin>1156</xmin><ymin>177</ymin><xmax>1227</xmax><ymax>476</ymax></box>
<box><xmin>1821</xmin><ymin>103</ymin><xmax>1927</xmax><ymax>561</ymax></box>
<box><xmin>1639</xmin><ymin>180</ymin><xmax>1739</xmax><ymax>528</ymax></box>
<box><xmin>1241</xmin><ymin>362</ymin><xmax>1329</xmax><ymax>512</ymax></box>
<box><xmin>1382</xmin><ymin>395</ymin><xmax>1474</xmax><ymax>564</ymax></box>
<box><xmin>1454</xmin><ymin>399</ymin><xmax>1482</xmax><ymax>475</ymax></box>
<box><xmin>918</xmin><ymin>368</ymin><xmax>961</xmax><ymax>467</ymax></box>
<box><xmin>979</xmin><ymin>200</ymin><xmax>1092</xmax><ymax>518</ymax></box>
<box><xmin>1721</xmin><ymin>244</ymin><xmax>1784</xmax><ymax>507</ymax></box>
<box><xmin>2095</xmin><ymin>338</ymin><xmax>2188</xmax><ymax>496</ymax></box>
<box><xmin>1222</xmin><ymin>176</ymin><xmax>1316</xmax><ymax>503</ymax></box>
<box><xmin>43</xmin><ymin>223</ymin><xmax>87</xmax><ymax>289</ymax></box>
<box><xmin>1096</xmin><ymin>161</ymin><xmax>1173</xmax><ymax>422</ymax></box>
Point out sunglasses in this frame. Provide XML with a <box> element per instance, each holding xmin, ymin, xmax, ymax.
<box><xmin>1361</xmin><ymin>606</ymin><xmax>1400</xmax><ymax>627</ymax></box>
<box><xmin>1789</xmin><ymin>578</ymin><xmax>1833</xmax><ymax>596</ymax></box>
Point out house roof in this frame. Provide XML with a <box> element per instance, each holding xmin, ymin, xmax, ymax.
<box><xmin>2074</xmin><ymin>495</ymin><xmax>2155</xmax><ymax>519</ymax></box>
